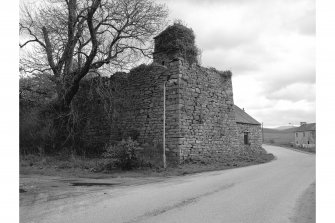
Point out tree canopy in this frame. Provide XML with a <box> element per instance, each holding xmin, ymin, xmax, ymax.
<box><xmin>20</xmin><ymin>0</ymin><xmax>168</xmax><ymax>111</ymax></box>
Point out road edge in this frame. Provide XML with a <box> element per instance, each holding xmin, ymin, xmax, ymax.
<box><xmin>263</xmin><ymin>144</ymin><xmax>315</xmax><ymax>155</ymax></box>
<box><xmin>290</xmin><ymin>182</ymin><xmax>316</xmax><ymax>223</ymax></box>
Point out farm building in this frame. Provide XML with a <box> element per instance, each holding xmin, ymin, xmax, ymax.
<box><xmin>75</xmin><ymin>23</ymin><xmax>265</xmax><ymax>165</ymax></box>
<box><xmin>294</xmin><ymin>123</ymin><xmax>316</xmax><ymax>149</ymax></box>
<box><xmin>234</xmin><ymin>105</ymin><xmax>262</xmax><ymax>151</ymax></box>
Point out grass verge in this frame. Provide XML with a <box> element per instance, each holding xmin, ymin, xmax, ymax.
<box><xmin>264</xmin><ymin>143</ymin><xmax>315</xmax><ymax>154</ymax></box>
<box><xmin>20</xmin><ymin>150</ymin><xmax>275</xmax><ymax>178</ymax></box>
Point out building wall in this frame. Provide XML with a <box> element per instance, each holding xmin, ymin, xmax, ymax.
<box><xmin>113</xmin><ymin>62</ymin><xmax>183</xmax><ymax>164</ymax></box>
<box><xmin>295</xmin><ymin>131</ymin><xmax>316</xmax><ymax>146</ymax></box>
<box><xmin>75</xmin><ymin>58</ymin><xmax>264</xmax><ymax>164</ymax></box>
<box><xmin>75</xmin><ymin>61</ymin><xmax>185</xmax><ymax>163</ymax></box>
<box><xmin>236</xmin><ymin>123</ymin><xmax>262</xmax><ymax>152</ymax></box>
<box><xmin>175</xmin><ymin>62</ymin><xmax>245</xmax><ymax>163</ymax></box>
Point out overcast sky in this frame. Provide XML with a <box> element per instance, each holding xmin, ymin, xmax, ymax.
<box><xmin>20</xmin><ymin>0</ymin><xmax>315</xmax><ymax>128</ymax></box>
<box><xmin>157</xmin><ymin>0</ymin><xmax>315</xmax><ymax>128</ymax></box>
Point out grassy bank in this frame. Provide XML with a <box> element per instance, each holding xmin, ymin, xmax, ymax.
<box><xmin>20</xmin><ymin>151</ymin><xmax>275</xmax><ymax>179</ymax></box>
<box><xmin>263</xmin><ymin>131</ymin><xmax>294</xmax><ymax>148</ymax></box>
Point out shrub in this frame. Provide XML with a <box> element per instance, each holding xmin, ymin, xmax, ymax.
<box><xmin>155</xmin><ymin>22</ymin><xmax>199</xmax><ymax>65</ymax></box>
<box><xmin>121</xmin><ymin>129</ymin><xmax>140</xmax><ymax>141</ymax></box>
<box><xmin>136</xmin><ymin>143</ymin><xmax>163</xmax><ymax>168</ymax></box>
<box><xmin>20</xmin><ymin>104</ymin><xmax>56</xmax><ymax>155</ymax></box>
<box><xmin>20</xmin><ymin>74</ymin><xmax>58</xmax><ymax>155</ymax></box>
<box><xmin>102</xmin><ymin>137</ymin><xmax>142</xmax><ymax>170</ymax></box>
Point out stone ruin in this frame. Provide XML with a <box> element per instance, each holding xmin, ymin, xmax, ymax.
<box><xmin>74</xmin><ymin>23</ymin><xmax>263</xmax><ymax>165</ymax></box>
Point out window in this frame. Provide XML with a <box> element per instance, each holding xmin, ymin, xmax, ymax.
<box><xmin>296</xmin><ymin>132</ymin><xmax>298</xmax><ymax>137</ymax></box>
<box><xmin>244</xmin><ymin>132</ymin><xmax>249</xmax><ymax>145</ymax></box>
<box><xmin>303</xmin><ymin>132</ymin><xmax>305</xmax><ymax>137</ymax></box>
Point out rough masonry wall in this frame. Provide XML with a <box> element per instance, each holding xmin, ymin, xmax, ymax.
<box><xmin>75</xmin><ymin>58</ymin><xmax>264</xmax><ymax>164</ymax></box>
<box><xmin>73</xmin><ymin>80</ymin><xmax>112</xmax><ymax>155</ymax></box>
<box><xmin>110</xmin><ymin>65</ymin><xmax>167</xmax><ymax>144</ymax></box>
<box><xmin>236</xmin><ymin>123</ymin><xmax>262</xmax><ymax>152</ymax></box>
<box><xmin>176</xmin><ymin>62</ymin><xmax>243</xmax><ymax>163</ymax></box>
<box><xmin>113</xmin><ymin>62</ymin><xmax>182</xmax><ymax>164</ymax></box>
<box><xmin>75</xmin><ymin>62</ymin><xmax>182</xmax><ymax>163</ymax></box>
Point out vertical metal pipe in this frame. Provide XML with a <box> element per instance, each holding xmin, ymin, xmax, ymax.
<box><xmin>262</xmin><ymin>122</ymin><xmax>264</xmax><ymax>144</ymax></box>
<box><xmin>163</xmin><ymin>81</ymin><xmax>166</xmax><ymax>169</ymax></box>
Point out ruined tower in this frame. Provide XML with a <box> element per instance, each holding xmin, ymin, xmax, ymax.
<box><xmin>153</xmin><ymin>23</ymin><xmax>199</xmax><ymax>66</ymax></box>
<box><xmin>75</xmin><ymin>23</ymin><xmax>263</xmax><ymax>166</ymax></box>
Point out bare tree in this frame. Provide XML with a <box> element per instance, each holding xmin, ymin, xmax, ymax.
<box><xmin>20</xmin><ymin>0</ymin><xmax>167</xmax><ymax>150</ymax></box>
<box><xmin>20</xmin><ymin>0</ymin><xmax>168</xmax><ymax>113</ymax></box>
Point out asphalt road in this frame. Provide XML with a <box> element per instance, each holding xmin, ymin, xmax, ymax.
<box><xmin>21</xmin><ymin>145</ymin><xmax>315</xmax><ymax>223</ymax></box>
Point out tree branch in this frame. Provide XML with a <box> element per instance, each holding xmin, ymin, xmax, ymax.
<box><xmin>77</xmin><ymin>0</ymin><xmax>101</xmax><ymax>81</ymax></box>
<box><xmin>42</xmin><ymin>27</ymin><xmax>58</xmax><ymax>75</ymax></box>
<box><xmin>20</xmin><ymin>24</ymin><xmax>46</xmax><ymax>49</ymax></box>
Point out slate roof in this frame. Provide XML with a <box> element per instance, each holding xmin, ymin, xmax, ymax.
<box><xmin>234</xmin><ymin>105</ymin><xmax>261</xmax><ymax>125</ymax></box>
<box><xmin>295</xmin><ymin>123</ymin><xmax>316</xmax><ymax>132</ymax></box>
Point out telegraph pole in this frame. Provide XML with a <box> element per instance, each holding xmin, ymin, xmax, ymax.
<box><xmin>163</xmin><ymin>81</ymin><xmax>166</xmax><ymax>169</ymax></box>
<box><xmin>262</xmin><ymin>122</ymin><xmax>264</xmax><ymax>143</ymax></box>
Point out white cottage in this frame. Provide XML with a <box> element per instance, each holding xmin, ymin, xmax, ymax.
<box><xmin>294</xmin><ymin>122</ymin><xmax>316</xmax><ymax>150</ymax></box>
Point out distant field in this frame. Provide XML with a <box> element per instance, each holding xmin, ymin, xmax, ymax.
<box><xmin>263</xmin><ymin>128</ymin><xmax>295</xmax><ymax>148</ymax></box>
<box><xmin>263</xmin><ymin>127</ymin><xmax>316</xmax><ymax>153</ymax></box>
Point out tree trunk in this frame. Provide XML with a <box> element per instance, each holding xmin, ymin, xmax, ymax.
<box><xmin>52</xmin><ymin>81</ymin><xmax>80</xmax><ymax>152</ymax></box>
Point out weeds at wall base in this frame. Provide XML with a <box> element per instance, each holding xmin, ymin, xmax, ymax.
<box><xmin>20</xmin><ymin>151</ymin><xmax>274</xmax><ymax>178</ymax></box>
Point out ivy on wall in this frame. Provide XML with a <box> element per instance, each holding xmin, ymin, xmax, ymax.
<box><xmin>155</xmin><ymin>22</ymin><xmax>199</xmax><ymax>65</ymax></box>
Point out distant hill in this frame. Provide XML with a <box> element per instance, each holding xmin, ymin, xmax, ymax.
<box><xmin>275</xmin><ymin>126</ymin><xmax>296</xmax><ymax>130</ymax></box>
<box><xmin>263</xmin><ymin>127</ymin><xmax>298</xmax><ymax>133</ymax></box>
<box><xmin>263</xmin><ymin>128</ymin><xmax>281</xmax><ymax>133</ymax></box>
<box><xmin>281</xmin><ymin>127</ymin><xmax>298</xmax><ymax>133</ymax></box>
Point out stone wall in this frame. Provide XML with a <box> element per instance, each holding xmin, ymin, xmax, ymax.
<box><xmin>111</xmin><ymin>62</ymin><xmax>182</xmax><ymax>164</ymax></box>
<box><xmin>295</xmin><ymin>131</ymin><xmax>316</xmax><ymax>145</ymax></box>
<box><xmin>294</xmin><ymin>131</ymin><xmax>316</xmax><ymax>150</ymax></box>
<box><xmin>75</xmin><ymin>62</ymin><xmax>182</xmax><ymax>163</ymax></box>
<box><xmin>73</xmin><ymin>79</ymin><xmax>112</xmax><ymax>155</ymax></box>
<box><xmin>174</xmin><ymin>62</ymin><xmax>244</xmax><ymax>163</ymax></box>
<box><xmin>74</xmin><ymin>58</ymin><xmax>264</xmax><ymax>164</ymax></box>
<box><xmin>236</xmin><ymin>123</ymin><xmax>263</xmax><ymax>152</ymax></box>
<box><xmin>72</xmin><ymin>21</ymin><xmax>267</xmax><ymax>163</ymax></box>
